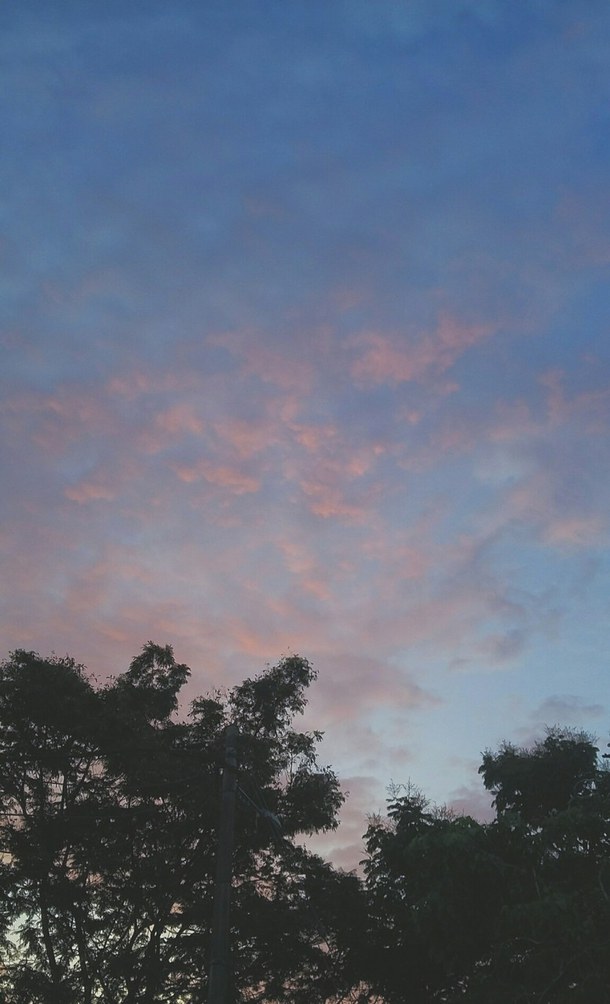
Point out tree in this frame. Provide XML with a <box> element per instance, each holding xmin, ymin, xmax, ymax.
<box><xmin>476</xmin><ymin>728</ymin><xmax>610</xmax><ymax>1002</ymax></box>
<box><xmin>479</xmin><ymin>727</ymin><xmax>599</xmax><ymax>824</ymax></box>
<box><xmin>362</xmin><ymin>785</ymin><xmax>500</xmax><ymax>1003</ymax></box>
<box><xmin>0</xmin><ymin>645</ymin><xmax>362</xmax><ymax>1004</ymax></box>
<box><xmin>362</xmin><ymin>728</ymin><xmax>610</xmax><ymax>1003</ymax></box>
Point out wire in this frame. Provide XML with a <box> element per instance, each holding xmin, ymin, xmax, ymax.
<box><xmin>238</xmin><ymin>772</ymin><xmax>337</xmax><ymax>957</ymax></box>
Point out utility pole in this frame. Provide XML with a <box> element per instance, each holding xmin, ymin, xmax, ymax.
<box><xmin>207</xmin><ymin>723</ymin><xmax>239</xmax><ymax>1004</ymax></box>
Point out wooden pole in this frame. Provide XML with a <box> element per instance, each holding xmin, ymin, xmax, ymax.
<box><xmin>207</xmin><ymin>724</ymin><xmax>239</xmax><ymax>1004</ymax></box>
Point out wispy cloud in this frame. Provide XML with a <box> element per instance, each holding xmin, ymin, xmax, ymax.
<box><xmin>350</xmin><ymin>315</ymin><xmax>493</xmax><ymax>387</ymax></box>
<box><xmin>530</xmin><ymin>694</ymin><xmax>606</xmax><ymax>727</ymax></box>
<box><xmin>2</xmin><ymin>0</ymin><xmax>610</xmax><ymax>868</ymax></box>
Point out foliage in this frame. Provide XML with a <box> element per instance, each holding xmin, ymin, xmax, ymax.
<box><xmin>362</xmin><ymin>730</ymin><xmax>610</xmax><ymax>1003</ymax></box>
<box><xmin>479</xmin><ymin>727</ymin><xmax>599</xmax><ymax>823</ymax></box>
<box><xmin>0</xmin><ymin>645</ymin><xmax>358</xmax><ymax>1004</ymax></box>
<box><xmin>4</xmin><ymin>644</ymin><xmax>609</xmax><ymax>1003</ymax></box>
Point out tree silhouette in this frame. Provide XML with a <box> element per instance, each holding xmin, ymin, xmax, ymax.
<box><xmin>0</xmin><ymin>646</ymin><xmax>360</xmax><ymax>1004</ymax></box>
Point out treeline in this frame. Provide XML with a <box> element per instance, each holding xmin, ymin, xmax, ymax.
<box><xmin>0</xmin><ymin>645</ymin><xmax>608</xmax><ymax>1002</ymax></box>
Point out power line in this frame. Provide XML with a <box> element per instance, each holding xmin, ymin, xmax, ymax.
<box><xmin>237</xmin><ymin>772</ymin><xmax>337</xmax><ymax>957</ymax></box>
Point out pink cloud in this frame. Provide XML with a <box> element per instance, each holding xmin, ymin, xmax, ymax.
<box><xmin>107</xmin><ymin>370</ymin><xmax>193</xmax><ymax>399</ymax></box>
<box><xmin>543</xmin><ymin>514</ymin><xmax>606</xmax><ymax>547</ymax></box>
<box><xmin>289</xmin><ymin>442</ymin><xmax>386</xmax><ymax>524</ymax></box>
<box><xmin>488</xmin><ymin>399</ymin><xmax>539</xmax><ymax>443</ymax></box>
<box><xmin>209</xmin><ymin>330</ymin><xmax>315</xmax><ymax>392</ymax></box>
<box><xmin>482</xmin><ymin>466</ymin><xmax>609</xmax><ymax>551</ymax></box>
<box><xmin>306</xmin><ymin>653</ymin><xmax>440</xmax><ymax>730</ymax></box>
<box><xmin>361</xmin><ymin>530</ymin><xmax>434</xmax><ymax>583</ymax></box>
<box><xmin>447</xmin><ymin>782</ymin><xmax>494</xmax><ymax>822</ymax></box>
<box><xmin>278</xmin><ymin>540</ymin><xmax>332</xmax><ymax>601</ymax></box>
<box><xmin>539</xmin><ymin>368</ymin><xmax>610</xmax><ymax>429</ymax></box>
<box><xmin>351</xmin><ymin>314</ymin><xmax>493</xmax><ymax>386</ymax></box>
<box><xmin>155</xmin><ymin>403</ymin><xmax>205</xmax><ymax>436</ymax></box>
<box><xmin>213</xmin><ymin>416</ymin><xmax>281</xmax><ymax>458</ymax></box>
<box><xmin>173</xmin><ymin>460</ymin><xmax>260</xmax><ymax>495</ymax></box>
<box><xmin>298</xmin><ymin>478</ymin><xmax>371</xmax><ymax>522</ymax></box>
<box><xmin>305</xmin><ymin>774</ymin><xmax>383</xmax><ymax>872</ymax></box>
<box><xmin>289</xmin><ymin>422</ymin><xmax>339</xmax><ymax>453</ymax></box>
<box><xmin>2</xmin><ymin>387</ymin><xmax>115</xmax><ymax>458</ymax></box>
<box><xmin>65</xmin><ymin>481</ymin><xmax>116</xmax><ymax>503</ymax></box>
<box><xmin>228</xmin><ymin>623</ymin><xmax>303</xmax><ymax>661</ymax></box>
<box><xmin>330</xmin><ymin>562</ymin><xmax>541</xmax><ymax>675</ymax></box>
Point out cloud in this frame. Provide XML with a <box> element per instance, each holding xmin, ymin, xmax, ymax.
<box><xmin>173</xmin><ymin>460</ymin><xmax>260</xmax><ymax>495</ymax></box>
<box><xmin>277</xmin><ymin>540</ymin><xmax>332</xmax><ymax>602</ymax></box>
<box><xmin>350</xmin><ymin>315</ymin><xmax>493</xmax><ymax>387</ymax></box>
<box><xmin>309</xmin><ymin>654</ymin><xmax>440</xmax><ymax>729</ymax></box>
<box><xmin>3</xmin><ymin>0</ymin><xmax>610</xmax><ymax>872</ymax></box>
<box><xmin>530</xmin><ymin>694</ymin><xmax>605</xmax><ymax>725</ymax></box>
<box><xmin>213</xmin><ymin>416</ymin><xmax>281</xmax><ymax>458</ymax></box>
<box><xmin>474</xmin><ymin>628</ymin><xmax>527</xmax><ymax>664</ymax></box>
<box><xmin>65</xmin><ymin>481</ymin><xmax>116</xmax><ymax>503</ymax></box>
<box><xmin>155</xmin><ymin>403</ymin><xmax>205</xmax><ymax>437</ymax></box>
<box><xmin>543</xmin><ymin>515</ymin><xmax>606</xmax><ymax>548</ymax></box>
<box><xmin>507</xmin><ymin>696</ymin><xmax>607</xmax><ymax>750</ymax></box>
<box><xmin>539</xmin><ymin>368</ymin><xmax>610</xmax><ymax>430</ymax></box>
<box><xmin>208</xmin><ymin>330</ymin><xmax>315</xmax><ymax>393</ymax></box>
<box><xmin>485</xmin><ymin>458</ymin><xmax>609</xmax><ymax>553</ymax></box>
<box><xmin>304</xmin><ymin>773</ymin><xmax>388</xmax><ymax>873</ymax></box>
<box><xmin>462</xmin><ymin>368</ymin><xmax>610</xmax><ymax>553</ymax></box>
<box><xmin>290</xmin><ymin>423</ymin><xmax>340</xmax><ymax>454</ymax></box>
<box><xmin>447</xmin><ymin>782</ymin><xmax>494</xmax><ymax>822</ymax></box>
<box><xmin>297</xmin><ymin>476</ymin><xmax>372</xmax><ymax>523</ymax></box>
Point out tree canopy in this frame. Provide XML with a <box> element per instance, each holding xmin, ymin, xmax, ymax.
<box><xmin>0</xmin><ymin>645</ymin><xmax>360</xmax><ymax>1004</ymax></box>
<box><xmin>1</xmin><ymin>643</ymin><xmax>608</xmax><ymax>1004</ymax></box>
<box><xmin>362</xmin><ymin>728</ymin><xmax>610</xmax><ymax>1003</ymax></box>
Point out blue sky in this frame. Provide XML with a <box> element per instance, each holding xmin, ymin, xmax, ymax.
<box><xmin>2</xmin><ymin>0</ymin><xmax>610</xmax><ymax>866</ymax></box>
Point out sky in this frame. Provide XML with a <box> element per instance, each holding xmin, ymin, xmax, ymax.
<box><xmin>2</xmin><ymin>0</ymin><xmax>610</xmax><ymax>869</ymax></box>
